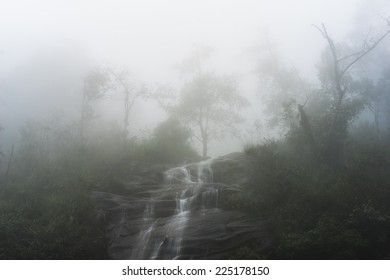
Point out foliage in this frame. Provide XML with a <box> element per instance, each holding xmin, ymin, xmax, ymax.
<box><xmin>107</xmin><ymin>68</ymin><xmax>148</xmax><ymax>141</ymax></box>
<box><xmin>235</xmin><ymin>25</ymin><xmax>390</xmax><ymax>259</ymax></box>
<box><xmin>239</xmin><ymin>126</ymin><xmax>390</xmax><ymax>259</ymax></box>
<box><xmin>256</xmin><ymin>48</ymin><xmax>308</xmax><ymax>132</ymax></box>
<box><xmin>0</xmin><ymin>114</ymin><xmax>200</xmax><ymax>259</ymax></box>
<box><xmin>172</xmin><ymin>73</ymin><xmax>247</xmax><ymax>158</ymax></box>
<box><xmin>132</xmin><ymin>118</ymin><xmax>200</xmax><ymax>164</ymax></box>
<box><xmin>0</xmin><ymin>119</ymin><xmax>126</xmax><ymax>259</ymax></box>
<box><xmin>0</xmin><ymin>124</ymin><xmax>3</xmax><ymax>169</ymax></box>
<box><xmin>80</xmin><ymin>68</ymin><xmax>111</xmax><ymax>141</ymax></box>
<box><xmin>0</xmin><ymin>167</ymin><xmax>107</xmax><ymax>259</ymax></box>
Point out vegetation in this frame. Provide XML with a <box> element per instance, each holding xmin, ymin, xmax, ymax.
<box><xmin>0</xmin><ymin>139</ymin><xmax>110</xmax><ymax>259</ymax></box>
<box><xmin>1</xmin><ymin>11</ymin><xmax>390</xmax><ymax>260</ymax></box>
<box><xmin>170</xmin><ymin>47</ymin><xmax>248</xmax><ymax>159</ymax></box>
<box><xmin>0</xmin><ymin>111</ymin><xmax>200</xmax><ymax>259</ymax></box>
<box><xmin>107</xmin><ymin>68</ymin><xmax>148</xmax><ymax>142</ymax></box>
<box><xmin>238</xmin><ymin>133</ymin><xmax>390</xmax><ymax>259</ymax></box>
<box><xmin>227</xmin><ymin>23</ymin><xmax>390</xmax><ymax>259</ymax></box>
<box><xmin>140</xmin><ymin>118</ymin><xmax>200</xmax><ymax>164</ymax></box>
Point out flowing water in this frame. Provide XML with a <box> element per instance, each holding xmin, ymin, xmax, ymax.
<box><xmin>130</xmin><ymin>159</ymin><xmax>220</xmax><ymax>259</ymax></box>
<box><xmin>93</xmin><ymin>153</ymin><xmax>270</xmax><ymax>260</ymax></box>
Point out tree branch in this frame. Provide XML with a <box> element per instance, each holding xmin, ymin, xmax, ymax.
<box><xmin>340</xmin><ymin>28</ymin><xmax>390</xmax><ymax>78</ymax></box>
<box><xmin>337</xmin><ymin>51</ymin><xmax>363</xmax><ymax>63</ymax></box>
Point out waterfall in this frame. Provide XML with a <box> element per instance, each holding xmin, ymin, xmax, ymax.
<box><xmin>92</xmin><ymin>152</ymin><xmax>269</xmax><ymax>260</ymax></box>
<box><xmin>130</xmin><ymin>159</ymin><xmax>219</xmax><ymax>259</ymax></box>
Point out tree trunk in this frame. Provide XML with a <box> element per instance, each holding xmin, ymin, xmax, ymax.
<box><xmin>122</xmin><ymin>90</ymin><xmax>130</xmax><ymax>143</ymax></box>
<box><xmin>2</xmin><ymin>144</ymin><xmax>14</xmax><ymax>188</ymax></box>
<box><xmin>202</xmin><ymin>137</ymin><xmax>208</xmax><ymax>159</ymax></box>
<box><xmin>374</xmin><ymin>111</ymin><xmax>380</xmax><ymax>135</ymax></box>
<box><xmin>80</xmin><ymin>93</ymin><xmax>87</xmax><ymax>143</ymax></box>
<box><xmin>298</xmin><ymin>105</ymin><xmax>318</xmax><ymax>160</ymax></box>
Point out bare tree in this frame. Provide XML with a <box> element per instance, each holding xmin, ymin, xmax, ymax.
<box><xmin>80</xmin><ymin>68</ymin><xmax>111</xmax><ymax>143</ymax></box>
<box><xmin>314</xmin><ymin>22</ymin><xmax>390</xmax><ymax>127</ymax></box>
<box><xmin>173</xmin><ymin>73</ymin><xmax>247</xmax><ymax>159</ymax></box>
<box><xmin>172</xmin><ymin>47</ymin><xmax>248</xmax><ymax>159</ymax></box>
<box><xmin>365</xmin><ymin>68</ymin><xmax>390</xmax><ymax>136</ymax></box>
<box><xmin>107</xmin><ymin>68</ymin><xmax>147</xmax><ymax>142</ymax></box>
<box><xmin>312</xmin><ymin>22</ymin><xmax>390</xmax><ymax>163</ymax></box>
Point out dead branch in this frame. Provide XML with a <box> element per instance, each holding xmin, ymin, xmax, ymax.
<box><xmin>340</xmin><ymin>28</ymin><xmax>390</xmax><ymax>77</ymax></box>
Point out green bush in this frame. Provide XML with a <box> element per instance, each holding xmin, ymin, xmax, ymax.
<box><xmin>134</xmin><ymin>118</ymin><xmax>200</xmax><ymax>164</ymax></box>
<box><xmin>240</xmin><ymin>124</ymin><xmax>390</xmax><ymax>259</ymax></box>
<box><xmin>0</xmin><ymin>164</ymin><xmax>107</xmax><ymax>259</ymax></box>
<box><xmin>0</xmin><ymin>116</ymin><xmax>201</xmax><ymax>259</ymax></box>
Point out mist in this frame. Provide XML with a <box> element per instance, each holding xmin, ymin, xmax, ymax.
<box><xmin>1</xmin><ymin>0</ymin><xmax>390</xmax><ymax>261</ymax></box>
<box><xmin>1</xmin><ymin>0</ymin><xmax>379</xmax><ymax>156</ymax></box>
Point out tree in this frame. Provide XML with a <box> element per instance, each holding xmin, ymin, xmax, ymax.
<box><xmin>143</xmin><ymin>118</ymin><xmax>200</xmax><ymax>163</ymax></box>
<box><xmin>0</xmin><ymin>124</ymin><xmax>3</xmax><ymax>156</ymax></box>
<box><xmin>80</xmin><ymin>68</ymin><xmax>111</xmax><ymax>143</ymax></box>
<box><xmin>255</xmin><ymin>44</ymin><xmax>310</xmax><ymax>134</ymax></box>
<box><xmin>312</xmin><ymin>23</ymin><xmax>390</xmax><ymax>164</ymax></box>
<box><xmin>170</xmin><ymin>46</ymin><xmax>248</xmax><ymax>159</ymax></box>
<box><xmin>254</xmin><ymin>41</ymin><xmax>320</xmax><ymax>158</ymax></box>
<box><xmin>0</xmin><ymin>51</ymin><xmax>4</xmax><ymax>168</ymax></box>
<box><xmin>0</xmin><ymin>125</ymin><xmax>4</xmax><ymax>178</ymax></box>
<box><xmin>172</xmin><ymin>73</ymin><xmax>247</xmax><ymax>159</ymax></box>
<box><xmin>360</xmin><ymin>67</ymin><xmax>390</xmax><ymax>136</ymax></box>
<box><xmin>107</xmin><ymin>68</ymin><xmax>147</xmax><ymax>142</ymax></box>
<box><xmin>377</xmin><ymin>68</ymin><xmax>390</xmax><ymax>133</ymax></box>
<box><xmin>255</xmin><ymin>23</ymin><xmax>390</xmax><ymax>164</ymax></box>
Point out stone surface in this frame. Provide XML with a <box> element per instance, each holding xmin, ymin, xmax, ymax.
<box><xmin>92</xmin><ymin>152</ymin><xmax>271</xmax><ymax>259</ymax></box>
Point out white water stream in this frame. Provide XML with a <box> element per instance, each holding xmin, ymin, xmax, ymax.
<box><xmin>130</xmin><ymin>159</ymin><xmax>219</xmax><ymax>259</ymax></box>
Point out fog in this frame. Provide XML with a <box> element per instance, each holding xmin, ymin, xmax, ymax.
<box><xmin>3</xmin><ymin>0</ymin><xmax>390</xmax><ymax>262</ymax></box>
<box><xmin>0</xmin><ymin>0</ymin><xmax>389</xmax><ymax>156</ymax></box>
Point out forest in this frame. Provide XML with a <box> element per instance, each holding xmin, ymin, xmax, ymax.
<box><xmin>1</xmin><ymin>0</ymin><xmax>390</xmax><ymax>259</ymax></box>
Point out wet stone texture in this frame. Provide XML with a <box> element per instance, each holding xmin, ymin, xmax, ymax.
<box><xmin>92</xmin><ymin>152</ymin><xmax>272</xmax><ymax>259</ymax></box>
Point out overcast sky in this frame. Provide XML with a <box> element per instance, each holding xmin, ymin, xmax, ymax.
<box><xmin>0</xmin><ymin>0</ymin><xmax>366</xmax><ymax>76</ymax></box>
<box><xmin>0</xmin><ymin>0</ymin><xmax>389</xmax><ymax>156</ymax></box>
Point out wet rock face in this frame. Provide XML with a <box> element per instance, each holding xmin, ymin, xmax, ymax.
<box><xmin>93</xmin><ymin>152</ymin><xmax>270</xmax><ymax>259</ymax></box>
<box><xmin>209</xmin><ymin>152</ymin><xmax>255</xmax><ymax>186</ymax></box>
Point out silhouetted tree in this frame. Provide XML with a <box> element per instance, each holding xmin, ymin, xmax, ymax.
<box><xmin>144</xmin><ymin>118</ymin><xmax>199</xmax><ymax>163</ymax></box>
<box><xmin>172</xmin><ymin>47</ymin><xmax>248</xmax><ymax>159</ymax></box>
<box><xmin>0</xmin><ymin>125</ymin><xmax>3</xmax><ymax>176</ymax></box>
<box><xmin>80</xmin><ymin>68</ymin><xmax>110</xmax><ymax>143</ymax></box>
<box><xmin>313</xmin><ymin>22</ymin><xmax>390</xmax><ymax>164</ymax></box>
<box><xmin>362</xmin><ymin>68</ymin><xmax>390</xmax><ymax>135</ymax></box>
<box><xmin>107</xmin><ymin>68</ymin><xmax>147</xmax><ymax>142</ymax></box>
<box><xmin>172</xmin><ymin>73</ymin><xmax>247</xmax><ymax>159</ymax></box>
<box><xmin>255</xmin><ymin>44</ymin><xmax>310</xmax><ymax>133</ymax></box>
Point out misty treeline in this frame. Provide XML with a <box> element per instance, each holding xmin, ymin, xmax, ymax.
<box><xmin>0</xmin><ymin>44</ymin><xmax>247</xmax><ymax>258</ymax></box>
<box><xmin>1</xmin><ymin>16</ymin><xmax>390</xmax><ymax>259</ymax></box>
<box><xmin>0</xmin><ymin>46</ymin><xmax>246</xmax><ymax>170</ymax></box>
<box><xmin>225</xmin><ymin>21</ymin><xmax>390</xmax><ymax>259</ymax></box>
